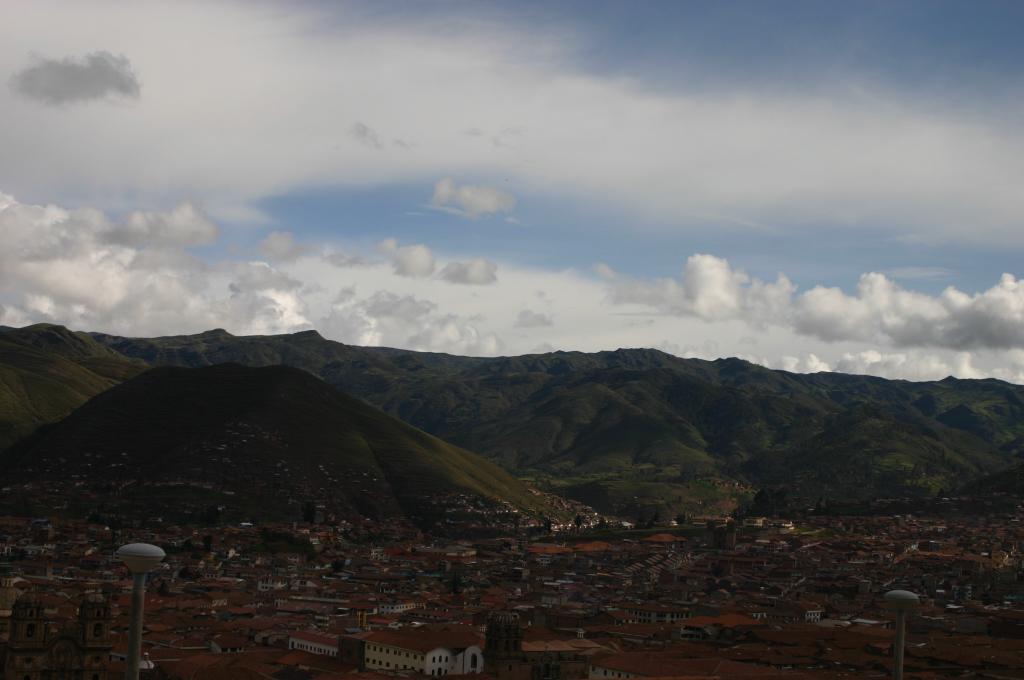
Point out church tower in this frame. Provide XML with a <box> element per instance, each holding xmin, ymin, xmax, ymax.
<box><xmin>79</xmin><ymin>592</ymin><xmax>113</xmax><ymax>647</ymax></box>
<box><xmin>5</xmin><ymin>593</ymin><xmax>47</xmax><ymax>680</ymax></box>
<box><xmin>78</xmin><ymin>593</ymin><xmax>114</xmax><ymax>680</ymax></box>
<box><xmin>485</xmin><ymin>611</ymin><xmax>523</xmax><ymax>661</ymax></box>
<box><xmin>0</xmin><ymin>562</ymin><xmax>24</xmax><ymax>634</ymax></box>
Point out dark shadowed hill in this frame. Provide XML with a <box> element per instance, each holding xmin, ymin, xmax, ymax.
<box><xmin>84</xmin><ymin>327</ymin><xmax>1024</xmax><ymax>517</ymax></box>
<box><xmin>0</xmin><ymin>363</ymin><xmax>552</xmax><ymax>527</ymax></box>
<box><xmin>0</xmin><ymin>324</ymin><xmax>146</xmax><ymax>451</ymax></box>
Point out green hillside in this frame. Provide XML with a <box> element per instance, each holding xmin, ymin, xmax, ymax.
<box><xmin>0</xmin><ymin>324</ymin><xmax>146</xmax><ymax>451</ymax></box>
<box><xmin>87</xmin><ymin>327</ymin><xmax>1024</xmax><ymax>517</ymax></box>
<box><xmin>0</xmin><ymin>363</ymin><xmax>552</xmax><ymax>527</ymax></box>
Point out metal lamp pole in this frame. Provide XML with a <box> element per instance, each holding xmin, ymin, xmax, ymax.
<box><xmin>884</xmin><ymin>589</ymin><xmax>920</xmax><ymax>680</ymax></box>
<box><xmin>116</xmin><ymin>543</ymin><xmax>165</xmax><ymax>680</ymax></box>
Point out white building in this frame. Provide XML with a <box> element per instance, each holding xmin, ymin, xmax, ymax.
<box><xmin>288</xmin><ymin>630</ymin><xmax>340</xmax><ymax>657</ymax></box>
<box><xmin>362</xmin><ymin>628</ymin><xmax>483</xmax><ymax>676</ymax></box>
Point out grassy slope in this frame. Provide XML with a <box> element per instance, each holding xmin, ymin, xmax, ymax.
<box><xmin>0</xmin><ymin>324</ymin><xmax>145</xmax><ymax>451</ymax></box>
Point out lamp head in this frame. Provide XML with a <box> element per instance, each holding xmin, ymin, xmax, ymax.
<box><xmin>116</xmin><ymin>543</ymin><xmax>165</xmax><ymax>574</ymax></box>
<box><xmin>884</xmin><ymin>589</ymin><xmax>920</xmax><ymax>612</ymax></box>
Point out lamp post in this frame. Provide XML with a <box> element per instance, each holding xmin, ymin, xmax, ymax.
<box><xmin>116</xmin><ymin>543</ymin><xmax>165</xmax><ymax>680</ymax></box>
<box><xmin>884</xmin><ymin>589</ymin><xmax>919</xmax><ymax>680</ymax></box>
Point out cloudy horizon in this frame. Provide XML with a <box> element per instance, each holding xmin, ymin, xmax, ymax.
<box><xmin>3</xmin><ymin>0</ymin><xmax>1024</xmax><ymax>383</ymax></box>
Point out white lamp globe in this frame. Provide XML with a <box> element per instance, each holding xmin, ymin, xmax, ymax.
<box><xmin>884</xmin><ymin>589</ymin><xmax>920</xmax><ymax>611</ymax></box>
<box><xmin>116</xmin><ymin>543</ymin><xmax>166</xmax><ymax>574</ymax></box>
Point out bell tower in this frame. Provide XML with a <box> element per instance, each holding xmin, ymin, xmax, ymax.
<box><xmin>79</xmin><ymin>593</ymin><xmax>113</xmax><ymax>648</ymax></box>
<box><xmin>78</xmin><ymin>593</ymin><xmax>114</xmax><ymax>680</ymax></box>
<box><xmin>9</xmin><ymin>594</ymin><xmax>45</xmax><ymax>647</ymax></box>
<box><xmin>6</xmin><ymin>594</ymin><xmax>47</xmax><ymax>680</ymax></box>
<box><xmin>485</xmin><ymin>611</ymin><xmax>523</xmax><ymax>661</ymax></box>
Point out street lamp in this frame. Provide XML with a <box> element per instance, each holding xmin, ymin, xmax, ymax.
<box><xmin>116</xmin><ymin>543</ymin><xmax>165</xmax><ymax>680</ymax></box>
<box><xmin>884</xmin><ymin>589</ymin><xmax>920</xmax><ymax>680</ymax></box>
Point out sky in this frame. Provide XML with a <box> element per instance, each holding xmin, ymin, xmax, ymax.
<box><xmin>2</xmin><ymin>0</ymin><xmax>1024</xmax><ymax>382</ymax></box>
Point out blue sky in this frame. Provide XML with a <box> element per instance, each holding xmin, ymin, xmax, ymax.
<box><xmin>2</xmin><ymin>0</ymin><xmax>1024</xmax><ymax>382</ymax></box>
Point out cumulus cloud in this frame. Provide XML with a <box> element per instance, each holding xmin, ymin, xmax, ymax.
<box><xmin>260</xmin><ymin>230</ymin><xmax>307</xmax><ymax>261</ymax></box>
<box><xmin>792</xmin><ymin>273</ymin><xmax>1024</xmax><ymax>350</ymax></box>
<box><xmin>320</xmin><ymin>290</ymin><xmax>502</xmax><ymax>355</ymax></box>
<box><xmin>9</xmin><ymin>51</ymin><xmax>140</xmax><ymax>105</ymax></box>
<box><xmin>610</xmin><ymin>254</ymin><xmax>1024</xmax><ymax>353</ymax></box>
<box><xmin>391</xmin><ymin>243</ymin><xmax>436</xmax><ymax>278</ymax></box>
<box><xmin>777</xmin><ymin>354</ymin><xmax>832</xmax><ymax>374</ymax></box>
<box><xmin>106</xmin><ymin>203</ymin><xmax>218</xmax><ymax>248</ymax></box>
<box><xmin>772</xmin><ymin>348</ymin><xmax>1024</xmax><ymax>384</ymax></box>
<box><xmin>5</xmin><ymin>191</ymin><xmax>1024</xmax><ymax>383</ymax></box>
<box><xmin>378</xmin><ymin>238</ymin><xmax>438</xmax><ymax>278</ymax></box>
<box><xmin>0</xmin><ymin>192</ymin><xmax>308</xmax><ymax>336</ymax></box>
<box><xmin>439</xmin><ymin>258</ymin><xmax>498</xmax><ymax>285</ymax></box>
<box><xmin>608</xmin><ymin>254</ymin><xmax>795</xmax><ymax>324</ymax></box>
<box><xmin>833</xmin><ymin>350</ymin><xmax>978</xmax><ymax>382</ymax></box>
<box><xmin>431</xmin><ymin>178</ymin><xmax>516</xmax><ymax>219</ymax></box>
<box><xmin>514</xmin><ymin>309</ymin><xmax>553</xmax><ymax>328</ymax></box>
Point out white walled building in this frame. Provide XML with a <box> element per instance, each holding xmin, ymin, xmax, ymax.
<box><xmin>288</xmin><ymin>630</ymin><xmax>340</xmax><ymax>657</ymax></box>
<box><xmin>362</xmin><ymin>628</ymin><xmax>483</xmax><ymax>676</ymax></box>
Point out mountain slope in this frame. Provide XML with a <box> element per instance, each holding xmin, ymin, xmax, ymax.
<box><xmin>0</xmin><ymin>363</ymin><xmax>551</xmax><ymax>527</ymax></box>
<box><xmin>0</xmin><ymin>324</ymin><xmax>146</xmax><ymax>451</ymax></box>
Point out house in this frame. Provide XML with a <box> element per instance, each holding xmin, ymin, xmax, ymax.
<box><xmin>209</xmin><ymin>634</ymin><xmax>247</xmax><ymax>653</ymax></box>
<box><xmin>362</xmin><ymin>626</ymin><xmax>483</xmax><ymax>676</ymax></box>
<box><xmin>288</xmin><ymin>630</ymin><xmax>340</xmax><ymax>657</ymax></box>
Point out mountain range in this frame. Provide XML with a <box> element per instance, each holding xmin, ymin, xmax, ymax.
<box><xmin>3</xmin><ymin>323</ymin><xmax>1024</xmax><ymax>521</ymax></box>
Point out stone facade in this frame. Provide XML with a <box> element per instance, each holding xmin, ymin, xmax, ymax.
<box><xmin>0</xmin><ymin>593</ymin><xmax>113</xmax><ymax>680</ymax></box>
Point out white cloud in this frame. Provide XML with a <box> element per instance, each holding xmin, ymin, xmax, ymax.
<box><xmin>608</xmin><ymin>254</ymin><xmax>794</xmax><ymax>324</ymax></box>
<box><xmin>260</xmin><ymin>230</ymin><xmax>307</xmax><ymax>261</ymax></box>
<box><xmin>0</xmin><ymin>192</ymin><xmax>302</xmax><ymax>336</ymax></box>
<box><xmin>391</xmin><ymin>243</ymin><xmax>436</xmax><ymax>278</ymax></box>
<box><xmin>320</xmin><ymin>290</ymin><xmax>501</xmax><ymax>356</ymax></box>
<box><xmin>431</xmin><ymin>178</ymin><xmax>517</xmax><ymax>219</ymax></box>
<box><xmin>610</xmin><ymin>254</ymin><xmax>1024</xmax><ymax>352</ymax></box>
<box><xmin>108</xmin><ymin>203</ymin><xmax>218</xmax><ymax>248</ymax></box>
<box><xmin>832</xmin><ymin>350</ymin><xmax>976</xmax><ymax>381</ymax></box>
<box><xmin>1</xmin><ymin>3</ymin><xmax>1023</xmax><ymax>243</ymax></box>
<box><xmin>439</xmin><ymin>258</ymin><xmax>498</xmax><ymax>285</ymax></box>
<box><xmin>9</xmin><ymin>50</ymin><xmax>140</xmax><ymax>106</ymax></box>
<box><xmin>3</xmin><ymin>191</ymin><xmax>1024</xmax><ymax>383</ymax></box>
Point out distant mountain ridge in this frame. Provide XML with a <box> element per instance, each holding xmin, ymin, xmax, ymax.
<box><xmin>84</xmin><ymin>326</ymin><xmax>1024</xmax><ymax>516</ymax></box>
<box><xmin>3</xmin><ymin>323</ymin><xmax>1022</xmax><ymax>519</ymax></box>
